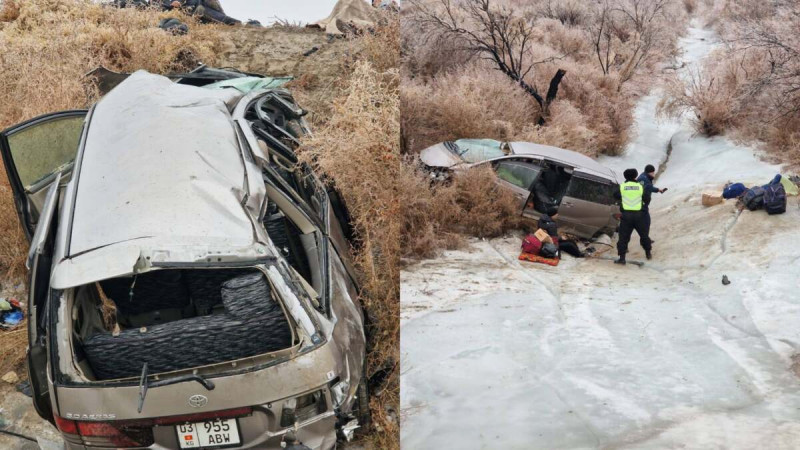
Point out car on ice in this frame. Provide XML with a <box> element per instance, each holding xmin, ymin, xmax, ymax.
<box><xmin>0</xmin><ymin>67</ymin><xmax>368</xmax><ymax>449</ymax></box>
<box><xmin>421</xmin><ymin>139</ymin><xmax>622</xmax><ymax>239</ymax></box>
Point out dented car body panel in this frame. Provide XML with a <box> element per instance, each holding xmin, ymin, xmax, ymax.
<box><xmin>1</xmin><ymin>69</ymin><xmax>366</xmax><ymax>449</ymax></box>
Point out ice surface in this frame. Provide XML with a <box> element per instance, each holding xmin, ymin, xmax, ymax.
<box><xmin>401</xmin><ymin>22</ymin><xmax>800</xmax><ymax>450</ymax></box>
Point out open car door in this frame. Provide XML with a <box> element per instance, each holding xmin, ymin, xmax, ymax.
<box><xmin>0</xmin><ymin>110</ymin><xmax>87</xmax><ymax>240</ymax></box>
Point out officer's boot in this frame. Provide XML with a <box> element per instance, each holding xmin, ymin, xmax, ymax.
<box><xmin>614</xmin><ymin>254</ymin><xmax>626</xmax><ymax>265</ymax></box>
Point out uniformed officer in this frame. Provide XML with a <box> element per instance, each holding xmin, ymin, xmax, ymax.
<box><xmin>614</xmin><ymin>168</ymin><xmax>652</xmax><ymax>264</ymax></box>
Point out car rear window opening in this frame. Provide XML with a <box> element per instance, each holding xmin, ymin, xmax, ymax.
<box><xmin>70</xmin><ymin>268</ymin><xmax>294</xmax><ymax>380</ymax></box>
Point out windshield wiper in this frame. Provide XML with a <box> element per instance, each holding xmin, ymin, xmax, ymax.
<box><xmin>137</xmin><ymin>363</ymin><xmax>215</xmax><ymax>413</ymax></box>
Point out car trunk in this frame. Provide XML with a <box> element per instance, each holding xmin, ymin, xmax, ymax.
<box><xmin>68</xmin><ymin>267</ymin><xmax>297</xmax><ymax>381</ymax></box>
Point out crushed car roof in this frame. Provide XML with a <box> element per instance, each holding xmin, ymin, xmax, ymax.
<box><xmin>68</xmin><ymin>71</ymin><xmax>257</xmax><ymax>257</ymax></box>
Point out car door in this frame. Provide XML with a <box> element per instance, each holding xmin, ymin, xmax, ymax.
<box><xmin>0</xmin><ymin>110</ymin><xmax>87</xmax><ymax>240</ymax></box>
<box><xmin>26</xmin><ymin>175</ymin><xmax>61</xmax><ymax>425</ymax></box>
<box><xmin>491</xmin><ymin>159</ymin><xmax>543</xmax><ymax>210</ymax></box>
<box><xmin>557</xmin><ymin>169</ymin><xmax>618</xmax><ymax>237</ymax></box>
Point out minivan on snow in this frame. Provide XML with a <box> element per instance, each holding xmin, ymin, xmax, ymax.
<box><xmin>0</xmin><ymin>67</ymin><xmax>368</xmax><ymax>449</ymax></box>
<box><xmin>421</xmin><ymin>139</ymin><xmax>622</xmax><ymax>239</ymax></box>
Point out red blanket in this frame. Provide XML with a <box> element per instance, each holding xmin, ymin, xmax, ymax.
<box><xmin>519</xmin><ymin>251</ymin><xmax>560</xmax><ymax>266</ymax></box>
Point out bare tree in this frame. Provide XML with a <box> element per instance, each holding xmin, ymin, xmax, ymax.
<box><xmin>728</xmin><ymin>16</ymin><xmax>800</xmax><ymax>120</ymax></box>
<box><xmin>589</xmin><ymin>0</ymin><xmax>667</xmax><ymax>89</ymax></box>
<box><xmin>409</xmin><ymin>0</ymin><xmax>569</xmax><ymax>125</ymax></box>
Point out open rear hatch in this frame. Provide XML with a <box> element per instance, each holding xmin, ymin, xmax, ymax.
<box><xmin>52</xmin><ymin>267</ymin><xmax>307</xmax><ymax>447</ymax></box>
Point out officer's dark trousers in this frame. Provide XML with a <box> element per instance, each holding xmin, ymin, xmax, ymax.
<box><xmin>642</xmin><ymin>205</ymin><xmax>651</xmax><ymax>237</ymax></box>
<box><xmin>617</xmin><ymin>210</ymin><xmax>652</xmax><ymax>256</ymax></box>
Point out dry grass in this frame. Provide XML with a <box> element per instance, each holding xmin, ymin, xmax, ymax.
<box><xmin>402</xmin><ymin>0</ymin><xmax>688</xmax><ymax>158</ymax></box>
<box><xmin>658</xmin><ymin>54</ymin><xmax>756</xmax><ymax>136</ymax></box>
<box><xmin>299</xmin><ymin>56</ymin><xmax>402</xmax><ymax>448</ymax></box>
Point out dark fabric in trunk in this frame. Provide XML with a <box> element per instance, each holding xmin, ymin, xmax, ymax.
<box><xmin>83</xmin><ymin>272</ymin><xmax>292</xmax><ymax>380</ymax></box>
<box><xmin>99</xmin><ymin>271</ymin><xmax>190</xmax><ymax>317</ymax></box>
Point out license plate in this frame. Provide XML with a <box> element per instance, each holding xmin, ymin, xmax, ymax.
<box><xmin>176</xmin><ymin>418</ymin><xmax>241</xmax><ymax>449</ymax></box>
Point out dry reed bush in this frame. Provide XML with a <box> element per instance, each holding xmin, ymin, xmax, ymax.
<box><xmin>401</xmin><ymin>64</ymin><xmax>538</xmax><ymax>152</ymax></box>
<box><xmin>402</xmin><ymin>0</ymin><xmax>687</xmax><ymax>157</ymax></box>
<box><xmin>659</xmin><ymin>54</ymin><xmax>754</xmax><ymax>136</ymax></box>
<box><xmin>443</xmin><ymin>165</ymin><xmax>525</xmax><ymax>237</ymax></box>
<box><xmin>0</xmin><ymin>0</ymin><xmax>20</xmax><ymax>22</ymax></box>
<box><xmin>298</xmin><ymin>58</ymin><xmax>401</xmax><ymax>448</ymax></box>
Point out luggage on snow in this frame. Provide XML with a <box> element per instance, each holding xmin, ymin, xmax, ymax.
<box><xmin>764</xmin><ymin>183</ymin><xmax>787</xmax><ymax>215</ymax></box>
<box><xmin>521</xmin><ymin>234</ymin><xmax>543</xmax><ymax>255</ymax></box>
<box><xmin>742</xmin><ymin>186</ymin><xmax>766</xmax><ymax>211</ymax></box>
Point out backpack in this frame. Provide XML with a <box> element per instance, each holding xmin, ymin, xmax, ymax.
<box><xmin>540</xmin><ymin>242</ymin><xmax>558</xmax><ymax>259</ymax></box>
<box><xmin>723</xmin><ymin>182</ymin><xmax>746</xmax><ymax>199</ymax></box>
<box><xmin>764</xmin><ymin>183</ymin><xmax>787</xmax><ymax>215</ymax></box>
<box><xmin>743</xmin><ymin>186</ymin><xmax>766</xmax><ymax>211</ymax></box>
<box><xmin>521</xmin><ymin>235</ymin><xmax>542</xmax><ymax>255</ymax></box>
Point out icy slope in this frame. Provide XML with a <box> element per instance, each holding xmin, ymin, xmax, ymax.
<box><xmin>400</xmin><ymin>22</ymin><xmax>800</xmax><ymax>450</ymax></box>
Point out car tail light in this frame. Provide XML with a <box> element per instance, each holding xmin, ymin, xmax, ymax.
<box><xmin>54</xmin><ymin>415</ymin><xmax>78</xmax><ymax>434</ymax></box>
<box><xmin>54</xmin><ymin>407</ymin><xmax>252</xmax><ymax>447</ymax></box>
<box><xmin>55</xmin><ymin>416</ymin><xmax>153</xmax><ymax>447</ymax></box>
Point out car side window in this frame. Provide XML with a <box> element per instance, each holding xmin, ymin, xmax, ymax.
<box><xmin>566</xmin><ymin>176</ymin><xmax>616</xmax><ymax>205</ymax></box>
<box><xmin>494</xmin><ymin>161</ymin><xmax>540</xmax><ymax>190</ymax></box>
<box><xmin>7</xmin><ymin>115</ymin><xmax>84</xmax><ymax>190</ymax></box>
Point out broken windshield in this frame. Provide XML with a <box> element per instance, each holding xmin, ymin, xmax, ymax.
<box><xmin>450</xmin><ymin>138</ymin><xmax>507</xmax><ymax>164</ymax></box>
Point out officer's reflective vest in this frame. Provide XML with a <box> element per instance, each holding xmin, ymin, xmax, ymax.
<box><xmin>620</xmin><ymin>181</ymin><xmax>643</xmax><ymax>211</ymax></box>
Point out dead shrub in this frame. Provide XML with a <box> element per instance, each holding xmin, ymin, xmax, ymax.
<box><xmin>402</xmin><ymin>0</ymin><xmax>685</xmax><ymax>157</ymax></box>
<box><xmin>692</xmin><ymin>0</ymin><xmax>800</xmax><ymax>167</ymax></box>
<box><xmin>444</xmin><ymin>166</ymin><xmax>525</xmax><ymax>237</ymax></box>
<box><xmin>0</xmin><ymin>0</ymin><xmax>20</xmax><ymax>22</ymax></box>
<box><xmin>298</xmin><ymin>57</ymin><xmax>401</xmax><ymax>448</ymax></box>
<box><xmin>401</xmin><ymin>65</ymin><xmax>538</xmax><ymax>152</ymax></box>
<box><xmin>659</xmin><ymin>51</ymin><xmax>763</xmax><ymax>137</ymax></box>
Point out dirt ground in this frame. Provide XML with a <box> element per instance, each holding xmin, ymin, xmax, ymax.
<box><xmin>0</xmin><ymin>384</ymin><xmax>61</xmax><ymax>449</ymax></box>
<box><xmin>215</xmin><ymin>25</ymin><xmax>352</xmax><ymax>127</ymax></box>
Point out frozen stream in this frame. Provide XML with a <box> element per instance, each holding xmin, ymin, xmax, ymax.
<box><xmin>400</xmin><ymin>22</ymin><xmax>800</xmax><ymax>449</ymax></box>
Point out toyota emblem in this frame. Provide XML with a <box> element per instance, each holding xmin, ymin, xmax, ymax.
<box><xmin>188</xmin><ymin>395</ymin><xmax>208</xmax><ymax>408</ymax></box>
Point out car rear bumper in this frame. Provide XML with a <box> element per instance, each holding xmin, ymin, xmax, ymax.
<box><xmin>61</xmin><ymin>406</ymin><xmax>338</xmax><ymax>450</ymax></box>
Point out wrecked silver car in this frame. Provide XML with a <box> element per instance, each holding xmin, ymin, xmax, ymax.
<box><xmin>421</xmin><ymin>139</ymin><xmax>622</xmax><ymax>238</ymax></box>
<box><xmin>1</xmin><ymin>68</ymin><xmax>368</xmax><ymax>449</ymax></box>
